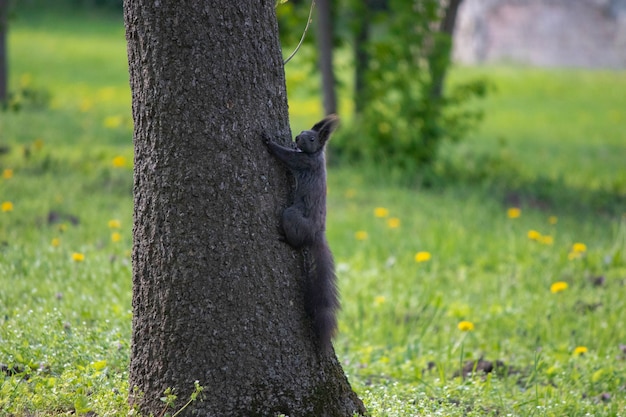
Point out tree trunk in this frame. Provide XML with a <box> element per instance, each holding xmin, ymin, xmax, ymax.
<box><xmin>0</xmin><ymin>0</ymin><xmax>8</xmax><ymax>103</ymax></box>
<box><xmin>123</xmin><ymin>1</ymin><xmax>365</xmax><ymax>416</ymax></box>
<box><xmin>316</xmin><ymin>0</ymin><xmax>337</xmax><ymax>115</ymax></box>
<box><xmin>353</xmin><ymin>0</ymin><xmax>371</xmax><ymax>115</ymax></box>
<box><xmin>429</xmin><ymin>0</ymin><xmax>463</xmax><ymax>100</ymax></box>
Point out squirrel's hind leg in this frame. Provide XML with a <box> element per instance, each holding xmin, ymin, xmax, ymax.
<box><xmin>281</xmin><ymin>206</ymin><xmax>316</xmax><ymax>248</ymax></box>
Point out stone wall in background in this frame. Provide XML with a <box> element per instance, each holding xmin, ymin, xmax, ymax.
<box><xmin>453</xmin><ymin>0</ymin><xmax>626</xmax><ymax>68</ymax></box>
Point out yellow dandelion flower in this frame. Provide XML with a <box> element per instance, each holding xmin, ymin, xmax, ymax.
<box><xmin>344</xmin><ymin>189</ymin><xmax>356</xmax><ymax>199</ymax></box>
<box><xmin>507</xmin><ymin>207</ymin><xmax>521</xmax><ymax>219</ymax></box>
<box><xmin>568</xmin><ymin>242</ymin><xmax>587</xmax><ymax>260</ymax></box>
<box><xmin>414</xmin><ymin>251</ymin><xmax>431</xmax><ymax>263</ymax></box>
<box><xmin>550</xmin><ymin>281</ymin><xmax>568</xmax><ymax>294</ymax></box>
<box><xmin>374</xmin><ymin>207</ymin><xmax>389</xmax><ymax>218</ymax></box>
<box><xmin>374</xmin><ymin>295</ymin><xmax>386</xmax><ymax>306</ymax></box>
<box><xmin>108</xmin><ymin>219</ymin><xmax>122</xmax><ymax>229</ymax></box>
<box><xmin>51</xmin><ymin>238</ymin><xmax>61</xmax><ymax>247</ymax></box>
<box><xmin>457</xmin><ymin>321</ymin><xmax>475</xmax><ymax>332</ymax></box>
<box><xmin>58</xmin><ymin>223</ymin><xmax>68</xmax><ymax>233</ymax></box>
<box><xmin>33</xmin><ymin>138</ymin><xmax>44</xmax><ymax>151</ymax></box>
<box><xmin>527</xmin><ymin>230</ymin><xmax>542</xmax><ymax>240</ymax></box>
<box><xmin>71</xmin><ymin>252</ymin><xmax>85</xmax><ymax>262</ymax></box>
<box><xmin>355</xmin><ymin>231</ymin><xmax>368</xmax><ymax>241</ymax></box>
<box><xmin>98</xmin><ymin>86</ymin><xmax>116</xmax><ymax>101</ymax></box>
<box><xmin>548</xmin><ymin>216</ymin><xmax>558</xmax><ymax>225</ymax></box>
<box><xmin>20</xmin><ymin>73</ymin><xmax>32</xmax><ymax>88</ymax></box>
<box><xmin>573</xmin><ymin>346</ymin><xmax>588</xmax><ymax>356</ymax></box>
<box><xmin>2</xmin><ymin>169</ymin><xmax>13</xmax><ymax>179</ymax></box>
<box><xmin>111</xmin><ymin>232</ymin><xmax>122</xmax><ymax>243</ymax></box>
<box><xmin>112</xmin><ymin>156</ymin><xmax>127</xmax><ymax>168</ymax></box>
<box><xmin>1</xmin><ymin>201</ymin><xmax>13</xmax><ymax>212</ymax></box>
<box><xmin>540</xmin><ymin>235</ymin><xmax>554</xmax><ymax>245</ymax></box>
<box><xmin>80</xmin><ymin>98</ymin><xmax>93</xmax><ymax>112</ymax></box>
<box><xmin>104</xmin><ymin>115</ymin><xmax>123</xmax><ymax>129</ymax></box>
<box><xmin>387</xmin><ymin>217</ymin><xmax>401</xmax><ymax>229</ymax></box>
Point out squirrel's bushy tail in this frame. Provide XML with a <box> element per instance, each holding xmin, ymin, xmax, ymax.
<box><xmin>304</xmin><ymin>237</ymin><xmax>340</xmax><ymax>350</ymax></box>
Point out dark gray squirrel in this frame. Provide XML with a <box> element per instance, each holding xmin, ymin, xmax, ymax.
<box><xmin>263</xmin><ymin>115</ymin><xmax>340</xmax><ymax>350</ymax></box>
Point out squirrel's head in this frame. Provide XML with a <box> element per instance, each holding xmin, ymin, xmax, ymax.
<box><xmin>296</xmin><ymin>115</ymin><xmax>339</xmax><ymax>154</ymax></box>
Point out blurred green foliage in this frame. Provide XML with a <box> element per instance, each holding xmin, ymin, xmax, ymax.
<box><xmin>277</xmin><ymin>0</ymin><xmax>489</xmax><ymax>176</ymax></box>
<box><xmin>16</xmin><ymin>0</ymin><xmax>122</xmax><ymax>11</ymax></box>
<box><xmin>343</xmin><ymin>1</ymin><xmax>489</xmax><ymax>174</ymax></box>
<box><xmin>1</xmin><ymin>73</ymin><xmax>51</xmax><ymax>112</ymax></box>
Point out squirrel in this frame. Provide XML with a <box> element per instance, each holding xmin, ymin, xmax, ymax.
<box><xmin>263</xmin><ymin>115</ymin><xmax>340</xmax><ymax>350</ymax></box>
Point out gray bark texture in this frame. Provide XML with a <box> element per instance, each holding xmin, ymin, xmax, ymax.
<box><xmin>123</xmin><ymin>1</ymin><xmax>365</xmax><ymax>416</ymax></box>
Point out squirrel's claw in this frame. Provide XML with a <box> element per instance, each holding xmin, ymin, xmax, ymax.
<box><xmin>261</xmin><ymin>131</ymin><xmax>272</xmax><ymax>145</ymax></box>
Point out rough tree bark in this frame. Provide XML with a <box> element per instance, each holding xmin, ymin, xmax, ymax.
<box><xmin>316</xmin><ymin>0</ymin><xmax>337</xmax><ymax>115</ymax></box>
<box><xmin>124</xmin><ymin>1</ymin><xmax>365</xmax><ymax>416</ymax></box>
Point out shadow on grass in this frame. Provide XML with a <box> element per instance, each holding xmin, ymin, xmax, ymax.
<box><xmin>436</xmin><ymin>151</ymin><xmax>625</xmax><ymax>219</ymax></box>
<box><xmin>338</xmin><ymin>150</ymin><xmax>625</xmax><ymax>220</ymax></box>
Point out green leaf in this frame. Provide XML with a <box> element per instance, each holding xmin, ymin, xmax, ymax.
<box><xmin>92</xmin><ymin>360</ymin><xmax>107</xmax><ymax>371</ymax></box>
<box><xmin>74</xmin><ymin>395</ymin><xmax>91</xmax><ymax>413</ymax></box>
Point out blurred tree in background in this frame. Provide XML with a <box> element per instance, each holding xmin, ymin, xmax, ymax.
<box><xmin>0</xmin><ymin>0</ymin><xmax>8</xmax><ymax>103</ymax></box>
<box><xmin>316</xmin><ymin>0</ymin><xmax>338</xmax><ymax>114</ymax></box>
<box><xmin>278</xmin><ymin>0</ymin><xmax>489</xmax><ymax>176</ymax></box>
<box><xmin>68</xmin><ymin>0</ymin><xmax>122</xmax><ymax>9</ymax></box>
<box><xmin>15</xmin><ymin>0</ymin><xmax>121</xmax><ymax>10</ymax></box>
<box><xmin>341</xmin><ymin>0</ymin><xmax>488</xmax><ymax>174</ymax></box>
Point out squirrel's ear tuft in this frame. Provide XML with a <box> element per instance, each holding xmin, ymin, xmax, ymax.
<box><xmin>311</xmin><ymin>114</ymin><xmax>339</xmax><ymax>143</ymax></box>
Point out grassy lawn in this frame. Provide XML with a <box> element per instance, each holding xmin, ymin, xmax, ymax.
<box><xmin>1</xmin><ymin>7</ymin><xmax>625</xmax><ymax>417</ymax></box>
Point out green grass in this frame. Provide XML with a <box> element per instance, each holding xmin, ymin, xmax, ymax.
<box><xmin>451</xmin><ymin>67</ymin><xmax>626</xmax><ymax>191</ymax></box>
<box><xmin>2</xmin><ymin>7</ymin><xmax>626</xmax><ymax>417</ymax></box>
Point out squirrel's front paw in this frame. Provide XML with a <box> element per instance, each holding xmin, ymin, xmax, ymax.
<box><xmin>261</xmin><ymin>132</ymin><xmax>272</xmax><ymax>146</ymax></box>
